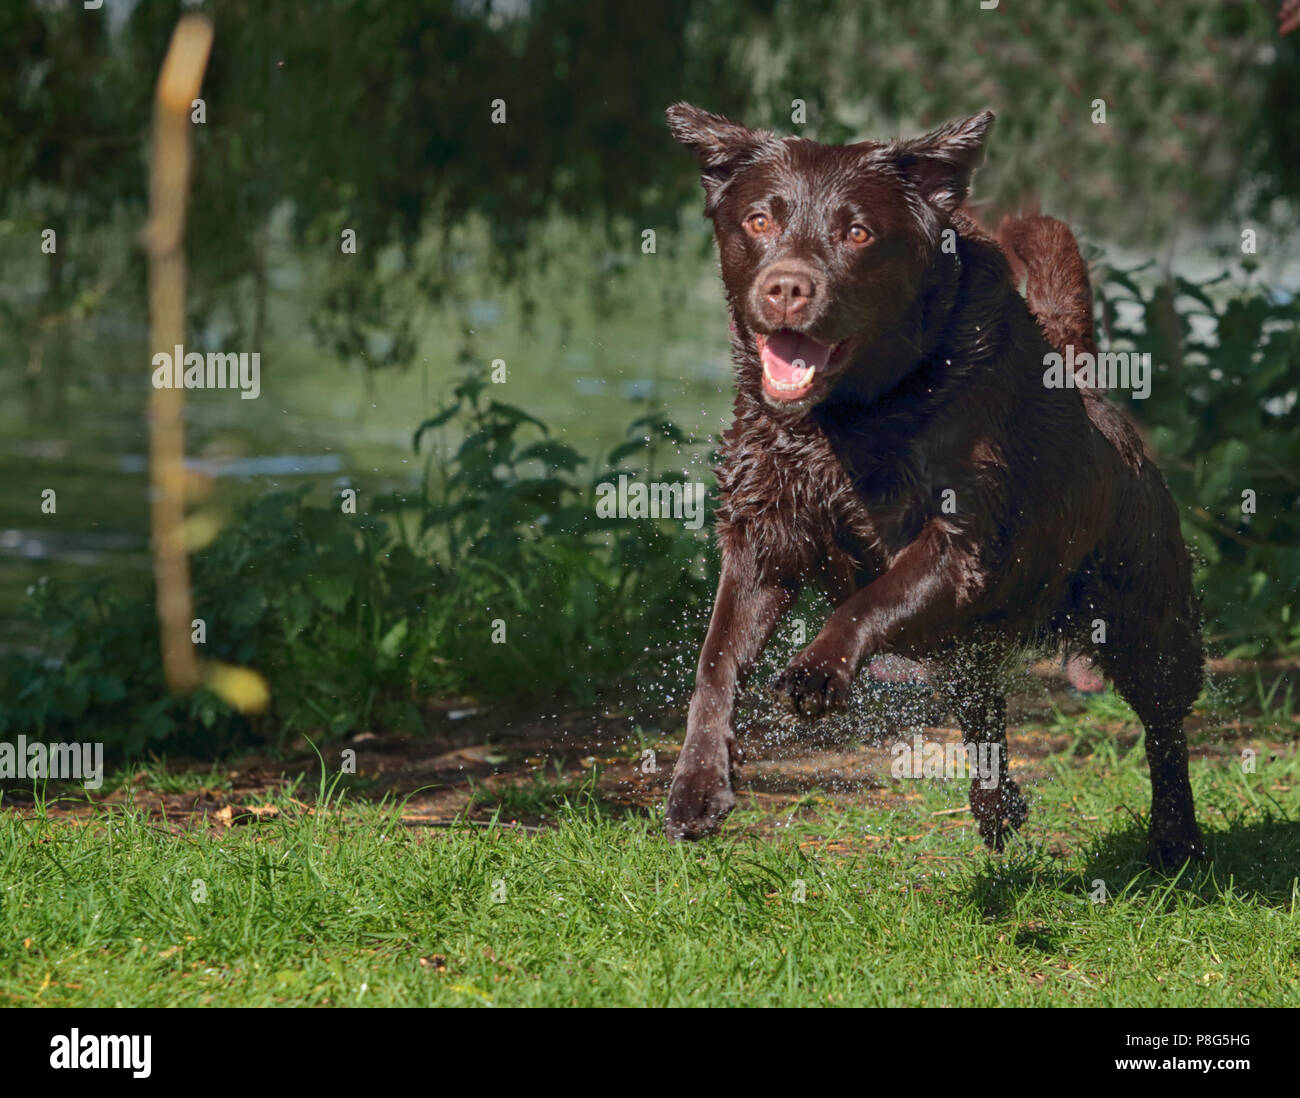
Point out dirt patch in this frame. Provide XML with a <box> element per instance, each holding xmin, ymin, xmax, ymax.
<box><xmin>3</xmin><ymin>665</ymin><xmax>1295</xmax><ymax>842</ymax></box>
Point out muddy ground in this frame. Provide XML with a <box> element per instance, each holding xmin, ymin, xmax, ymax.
<box><xmin>5</xmin><ymin>661</ymin><xmax>1295</xmax><ymax>851</ymax></box>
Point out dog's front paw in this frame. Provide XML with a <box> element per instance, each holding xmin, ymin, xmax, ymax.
<box><xmin>773</xmin><ymin>646</ymin><xmax>854</xmax><ymax>716</ymax></box>
<box><xmin>664</xmin><ymin>738</ymin><xmax>740</xmax><ymax>841</ymax></box>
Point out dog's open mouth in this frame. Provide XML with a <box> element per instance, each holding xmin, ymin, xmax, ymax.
<box><xmin>757</xmin><ymin>331</ymin><xmax>840</xmax><ymax>402</ymax></box>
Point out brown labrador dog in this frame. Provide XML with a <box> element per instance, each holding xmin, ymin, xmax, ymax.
<box><xmin>663</xmin><ymin>103</ymin><xmax>1205</xmax><ymax>868</ymax></box>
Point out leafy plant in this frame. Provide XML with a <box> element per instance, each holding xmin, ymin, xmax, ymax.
<box><xmin>1098</xmin><ymin>263</ymin><xmax>1300</xmax><ymax>656</ymax></box>
<box><xmin>0</xmin><ymin>373</ymin><xmax>717</xmax><ymax>756</ymax></box>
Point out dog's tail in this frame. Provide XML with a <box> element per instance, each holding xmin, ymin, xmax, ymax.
<box><xmin>996</xmin><ymin>213</ymin><xmax>1097</xmax><ymax>358</ymax></box>
<box><xmin>998</xmin><ymin>212</ymin><xmax>1145</xmax><ymax>471</ymax></box>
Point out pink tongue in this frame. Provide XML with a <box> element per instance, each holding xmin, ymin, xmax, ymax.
<box><xmin>762</xmin><ymin>331</ymin><xmax>831</xmax><ymax>382</ymax></box>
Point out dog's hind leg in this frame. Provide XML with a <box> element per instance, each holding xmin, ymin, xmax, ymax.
<box><xmin>1091</xmin><ymin>619</ymin><xmax>1205</xmax><ymax>869</ymax></box>
<box><xmin>1084</xmin><ymin>528</ymin><xmax>1206</xmax><ymax>869</ymax></box>
<box><xmin>931</xmin><ymin>643</ymin><xmax>1028</xmax><ymax>851</ymax></box>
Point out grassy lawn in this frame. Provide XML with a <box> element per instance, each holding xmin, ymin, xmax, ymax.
<box><xmin>2</xmin><ymin>690</ymin><xmax>1297</xmax><ymax>1008</ymax></box>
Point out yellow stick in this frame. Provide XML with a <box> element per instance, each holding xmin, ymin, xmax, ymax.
<box><xmin>145</xmin><ymin>15</ymin><xmax>213</xmax><ymax>693</ymax></box>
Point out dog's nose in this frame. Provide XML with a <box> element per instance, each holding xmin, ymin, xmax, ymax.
<box><xmin>761</xmin><ymin>267</ymin><xmax>816</xmax><ymax>323</ymax></box>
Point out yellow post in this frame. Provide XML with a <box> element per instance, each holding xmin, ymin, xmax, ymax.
<box><xmin>145</xmin><ymin>16</ymin><xmax>213</xmax><ymax>693</ymax></box>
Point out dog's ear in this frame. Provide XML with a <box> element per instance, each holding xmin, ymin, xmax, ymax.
<box><xmin>666</xmin><ymin>102</ymin><xmax>769</xmax><ymax>214</ymax></box>
<box><xmin>890</xmin><ymin>111</ymin><xmax>994</xmax><ymax>213</ymax></box>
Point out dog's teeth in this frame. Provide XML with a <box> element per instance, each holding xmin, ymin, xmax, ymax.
<box><xmin>763</xmin><ymin>361</ymin><xmax>816</xmax><ymax>391</ymax></box>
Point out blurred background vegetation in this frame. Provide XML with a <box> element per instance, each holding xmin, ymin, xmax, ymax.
<box><xmin>0</xmin><ymin>0</ymin><xmax>1297</xmax><ymax>756</ymax></box>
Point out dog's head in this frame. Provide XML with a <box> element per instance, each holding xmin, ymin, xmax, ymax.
<box><xmin>667</xmin><ymin>103</ymin><xmax>993</xmax><ymax>412</ymax></box>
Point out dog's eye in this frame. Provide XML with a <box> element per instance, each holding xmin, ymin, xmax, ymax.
<box><xmin>745</xmin><ymin>214</ymin><xmax>774</xmax><ymax>235</ymax></box>
<box><xmin>847</xmin><ymin>224</ymin><xmax>873</xmax><ymax>246</ymax></box>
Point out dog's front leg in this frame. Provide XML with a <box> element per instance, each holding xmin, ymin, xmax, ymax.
<box><xmin>775</xmin><ymin>524</ymin><xmax>963</xmax><ymax>715</ymax></box>
<box><xmin>665</xmin><ymin>554</ymin><xmax>795</xmax><ymax>840</ymax></box>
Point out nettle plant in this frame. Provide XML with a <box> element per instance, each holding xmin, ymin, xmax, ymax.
<box><xmin>2</xmin><ymin>371</ymin><xmax>716</xmax><ymax>755</ymax></box>
<box><xmin>402</xmin><ymin>370</ymin><xmax>715</xmax><ymax>699</ymax></box>
<box><xmin>1097</xmin><ymin>261</ymin><xmax>1300</xmax><ymax>656</ymax></box>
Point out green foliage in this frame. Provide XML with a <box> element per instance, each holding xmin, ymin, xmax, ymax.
<box><xmin>0</xmin><ymin>381</ymin><xmax>715</xmax><ymax>755</ymax></box>
<box><xmin>397</xmin><ymin>369</ymin><xmax>715</xmax><ymax>698</ymax></box>
<box><xmin>2</xmin><ymin>0</ymin><xmax>765</xmax><ymax>374</ymax></box>
<box><xmin>753</xmin><ymin>0</ymin><xmax>1294</xmax><ymax>243</ymax></box>
<box><xmin>1098</xmin><ymin>265</ymin><xmax>1300</xmax><ymax>655</ymax></box>
<box><xmin>4</xmin><ymin>0</ymin><xmax>1297</xmax><ymax>383</ymax></box>
<box><xmin>1</xmin><ymin>577</ymin><xmax>219</xmax><ymax>757</ymax></box>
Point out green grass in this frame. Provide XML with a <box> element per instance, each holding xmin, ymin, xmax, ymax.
<box><xmin>1</xmin><ymin>730</ymin><xmax>1297</xmax><ymax>1007</ymax></box>
<box><xmin>103</xmin><ymin>760</ymin><xmax>237</xmax><ymax>797</ymax></box>
<box><xmin>468</xmin><ymin>766</ymin><xmax>610</xmax><ymax>823</ymax></box>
